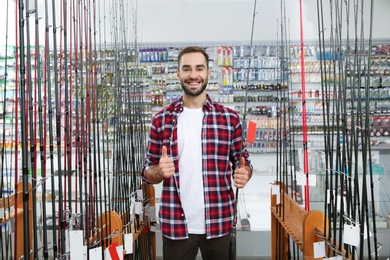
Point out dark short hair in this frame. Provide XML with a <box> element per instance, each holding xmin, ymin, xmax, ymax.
<box><xmin>177</xmin><ymin>46</ymin><xmax>209</xmax><ymax>69</ymax></box>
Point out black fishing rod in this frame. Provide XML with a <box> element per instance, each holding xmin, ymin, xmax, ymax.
<box><xmin>281</xmin><ymin>0</ymin><xmax>294</xmax><ymax>258</ymax></box>
<box><xmin>109</xmin><ymin>0</ymin><xmax>121</xmax><ymax>238</ymax></box>
<box><xmin>62</xmin><ymin>0</ymin><xmax>74</xmax><ymax>232</ymax></box>
<box><xmin>100</xmin><ymin>0</ymin><xmax>113</xmax><ymax>254</ymax></box>
<box><xmin>285</xmin><ymin>8</ymin><xmax>300</xmax><ymax>259</ymax></box>
<box><xmin>92</xmin><ymin>0</ymin><xmax>106</xmax><ymax>252</ymax></box>
<box><xmin>348</xmin><ymin>1</ymin><xmax>363</xmax><ymax>258</ymax></box>
<box><xmin>73</xmin><ymin>0</ymin><xmax>85</xmax><ymax>239</ymax></box>
<box><xmin>86</xmin><ymin>0</ymin><xmax>98</xmax><ymax>246</ymax></box>
<box><xmin>343</xmin><ymin>0</ymin><xmax>356</xmax><ymax>246</ymax></box>
<box><xmin>51</xmin><ymin>0</ymin><xmax>67</xmax><ymax>255</ymax></box>
<box><xmin>0</xmin><ymin>1</ymin><xmax>11</xmax><ymax>259</ymax></box>
<box><xmin>80</xmin><ymin>0</ymin><xmax>91</xmax><ymax>251</ymax></box>
<box><xmin>327</xmin><ymin>2</ymin><xmax>341</xmax><ymax>251</ymax></box>
<box><xmin>24</xmin><ymin>0</ymin><xmax>40</xmax><ymax>257</ymax></box>
<box><xmin>101</xmin><ymin>3</ymin><xmax>115</xmax><ymax>251</ymax></box>
<box><xmin>119</xmin><ymin>2</ymin><xmax>141</xmax><ymax>251</ymax></box>
<box><xmin>44</xmin><ymin>0</ymin><xmax>59</xmax><ymax>257</ymax></box>
<box><xmin>356</xmin><ymin>0</ymin><xmax>379</xmax><ymax>258</ymax></box>
<box><xmin>275</xmin><ymin>19</ymin><xmax>282</xmax><ymax>231</ymax></box>
<box><xmin>274</xmin><ymin>2</ymin><xmax>284</xmax><ymax>259</ymax></box>
<box><xmin>316</xmin><ymin>1</ymin><xmax>331</xmax><ymax>252</ymax></box>
<box><xmin>230</xmin><ymin>1</ymin><xmax>257</xmax><ymax>260</ymax></box>
<box><xmin>356</xmin><ymin>0</ymin><xmax>370</xmax><ymax>257</ymax></box>
<box><xmin>17</xmin><ymin>0</ymin><xmax>33</xmax><ymax>258</ymax></box>
<box><xmin>348</xmin><ymin>0</ymin><xmax>362</xmax><ymax>257</ymax></box>
<box><xmin>332</xmin><ymin>0</ymin><xmax>347</xmax><ymax>254</ymax></box>
<box><xmin>284</xmin><ymin>12</ymin><xmax>299</xmax><ymax>206</ymax></box>
<box><xmin>365</xmin><ymin>1</ymin><xmax>379</xmax><ymax>258</ymax></box>
<box><xmin>41</xmin><ymin>1</ymin><xmax>52</xmax><ymax>258</ymax></box>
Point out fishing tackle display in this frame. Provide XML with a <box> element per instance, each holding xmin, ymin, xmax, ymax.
<box><xmin>272</xmin><ymin>0</ymin><xmax>389</xmax><ymax>259</ymax></box>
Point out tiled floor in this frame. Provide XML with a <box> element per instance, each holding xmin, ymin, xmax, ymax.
<box><xmin>156</xmin><ymin>257</ymin><xmax>271</xmax><ymax>260</ymax></box>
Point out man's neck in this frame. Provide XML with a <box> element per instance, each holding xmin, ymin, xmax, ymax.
<box><xmin>182</xmin><ymin>93</ymin><xmax>207</xmax><ymax>109</ymax></box>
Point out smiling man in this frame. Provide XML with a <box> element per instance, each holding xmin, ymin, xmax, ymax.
<box><xmin>142</xmin><ymin>46</ymin><xmax>252</xmax><ymax>260</ymax></box>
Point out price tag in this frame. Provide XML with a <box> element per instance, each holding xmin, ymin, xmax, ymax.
<box><xmin>313</xmin><ymin>241</ymin><xmax>326</xmax><ymax>258</ymax></box>
<box><xmin>124</xmin><ymin>233</ymin><xmax>133</xmax><ymax>254</ymax></box>
<box><xmin>0</xmin><ymin>207</ymin><xmax>4</xmax><ymax>219</ymax></box>
<box><xmin>343</xmin><ymin>223</ymin><xmax>360</xmax><ymax>247</ymax></box>
<box><xmin>69</xmin><ymin>230</ymin><xmax>84</xmax><ymax>259</ymax></box>
<box><xmin>88</xmin><ymin>247</ymin><xmax>101</xmax><ymax>260</ymax></box>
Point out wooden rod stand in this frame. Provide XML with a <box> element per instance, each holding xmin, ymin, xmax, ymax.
<box><xmin>0</xmin><ymin>182</ymin><xmax>33</xmax><ymax>260</ymax></box>
<box><xmin>270</xmin><ymin>182</ymin><xmax>328</xmax><ymax>260</ymax></box>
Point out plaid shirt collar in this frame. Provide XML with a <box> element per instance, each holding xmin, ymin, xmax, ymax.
<box><xmin>171</xmin><ymin>94</ymin><xmax>214</xmax><ymax>114</ymax></box>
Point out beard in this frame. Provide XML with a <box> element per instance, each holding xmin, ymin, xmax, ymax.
<box><xmin>180</xmin><ymin>78</ymin><xmax>208</xmax><ymax>97</ymax></box>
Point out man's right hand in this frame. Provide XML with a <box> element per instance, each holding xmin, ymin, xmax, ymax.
<box><xmin>158</xmin><ymin>145</ymin><xmax>175</xmax><ymax>179</ymax></box>
<box><xmin>145</xmin><ymin>145</ymin><xmax>175</xmax><ymax>184</ymax></box>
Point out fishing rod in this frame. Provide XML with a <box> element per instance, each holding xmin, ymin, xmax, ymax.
<box><xmin>365</xmin><ymin>1</ymin><xmax>379</xmax><ymax>258</ymax></box>
<box><xmin>349</xmin><ymin>1</ymin><xmax>364</xmax><ymax>258</ymax></box>
<box><xmin>0</xmin><ymin>1</ymin><xmax>11</xmax><ymax>259</ymax></box>
<box><xmin>298</xmin><ymin>0</ymin><xmax>310</xmax><ymax>212</ymax></box>
<box><xmin>285</xmin><ymin>7</ymin><xmax>302</xmax><ymax>258</ymax></box>
<box><xmin>100</xmin><ymin>0</ymin><xmax>114</xmax><ymax>253</ymax></box>
<box><xmin>62</xmin><ymin>0</ymin><xmax>74</xmax><ymax>234</ymax></box>
<box><xmin>33</xmin><ymin>0</ymin><xmax>49</xmax><ymax>257</ymax></box>
<box><xmin>343</xmin><ymin>2</ymin><xmax>356</xmax><ymax>252</ymax></box>
<box><xmin>44</xmin><ymin>0</ymin><xmax>60</xmax><ymax>257</ymax></box>
<box><xmin>41</xmin><ymin>0</ymin><xmax>52</xmax><ymax>258</ymax></box>
<box><xmin>91</xmin><ymin>0</ymin><xmax>106</xmax><ymax>252</ymax></box>
<box><xmin>118</xmin><ymin>0</ymin><xmax>134</xmax><ymax>246</ymax></box>
<box><xmin>13</xmin><ymin>1</ymin><xmax>21</xmax><ymax>257</ymax></box>
<box><xmin>285</xmin><ymin>29</ymin><xmax>299</xmax><ymax>206</ymax></box>
<box><xmin>51</xmin><ymin>0</ymin><xmax>67</xmax><ymax>255</ymax></box>
<box><xmin>339</xmin><ymin>1</ymin><xmax>357</xmax><ymax>255</ymax></box>
<box><xmin>17</xmin><ymin>0</ymin><xmax>33</xmax><ymax>258</ymax></box>
<box><xmin>280</xmin><ymin>0</ymin><xmax>295</xmax><ymax>258</ymax></box>
<box><xmin>25</xmin><ymin>0</ymin><xmax>41</xmax><ymax>257</ymax></box>
<box><xmin>68</xmin><ymin>0</ymin><xmax>82</xmax><ymax>240</ymax></box>
<box><xmin>230</xmin><ymin>1</ymin><xmax>257</xmax><ymax>260</ymax></box>
<box><xmin>274</xmin><ymin>16</ymin><xmax>283</xmax><ymax>260</ymax></box>
<box><xmin>330</xmin><ymin>0</ymin><xmax>343</xmax><ymax>254</ymax></box>
<box><xmin>354</xmin><ymin>0</ymin><xmax>369</xmax><ymax>257</ymax></box>
<box><xmin>73</xmin><ymin>0</ymin><xmax>85</xmax><ymax>239</ymax></box>
<box><xmin>316</xmin><ymin>1</ymin><xmax>339</xmax><ymax>257</ymax></box>
<box><xmin>81</xmin><ymin>0</ymin><xmax>91</xmax><ymax>250</ymax></box>
<box><xmin>356</xmin><ymin>0</ymin><xmax>378</xmax><ymax>258</ymax></box>
<box><xmin>86</xmin><ymin>0</ymin><xmax>98</xmax><ymax>247</ymax></box>
<box><xmin>122</xmin><ymin>3</ymin><xmax>145</xmax><ymax>249</ymax></box>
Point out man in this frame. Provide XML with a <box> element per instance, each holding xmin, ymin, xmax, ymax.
<box><xmin>142</xmin><ymin>46</ymin><xmax>252</xmax><ymax>259</ymax></box>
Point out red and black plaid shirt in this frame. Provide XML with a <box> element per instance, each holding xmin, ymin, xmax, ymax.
<box><xmin>142</xmin><ymin>94</ymin><xmax>252</xmax><ymax>240</ymax></box>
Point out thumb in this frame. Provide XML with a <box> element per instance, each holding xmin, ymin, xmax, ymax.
<box><xmin>161</xmin><ymin>145</ymin><xmax>168</xmax><ymax>158</ymax></box>
<box><xmin>239</xmin><ymin>157</ymin><xmax>246</xmax><ymax>168</ymax></box>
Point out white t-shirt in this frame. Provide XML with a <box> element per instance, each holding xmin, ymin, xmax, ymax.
<box><xmin>177</xmin><ymin>107</ymin><xmax>205</xmax><ymax>234</ymax></box>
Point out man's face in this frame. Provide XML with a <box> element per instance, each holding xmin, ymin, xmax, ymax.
<box><xmin>177</xmin><ymin>52</ymin><xmax>210</xmax><ymax>97</ymax></box>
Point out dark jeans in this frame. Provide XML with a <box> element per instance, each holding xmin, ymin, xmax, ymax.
<box><xmin>162</xmin><ymin>233</ymin><xmax>231</xmax><ymax>260</ymax></box>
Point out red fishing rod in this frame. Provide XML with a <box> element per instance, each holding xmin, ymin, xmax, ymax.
<box><xmin>299</xmin><ymin>0</ymin><xmax>310</xmax><ymax>211</ymax></box>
